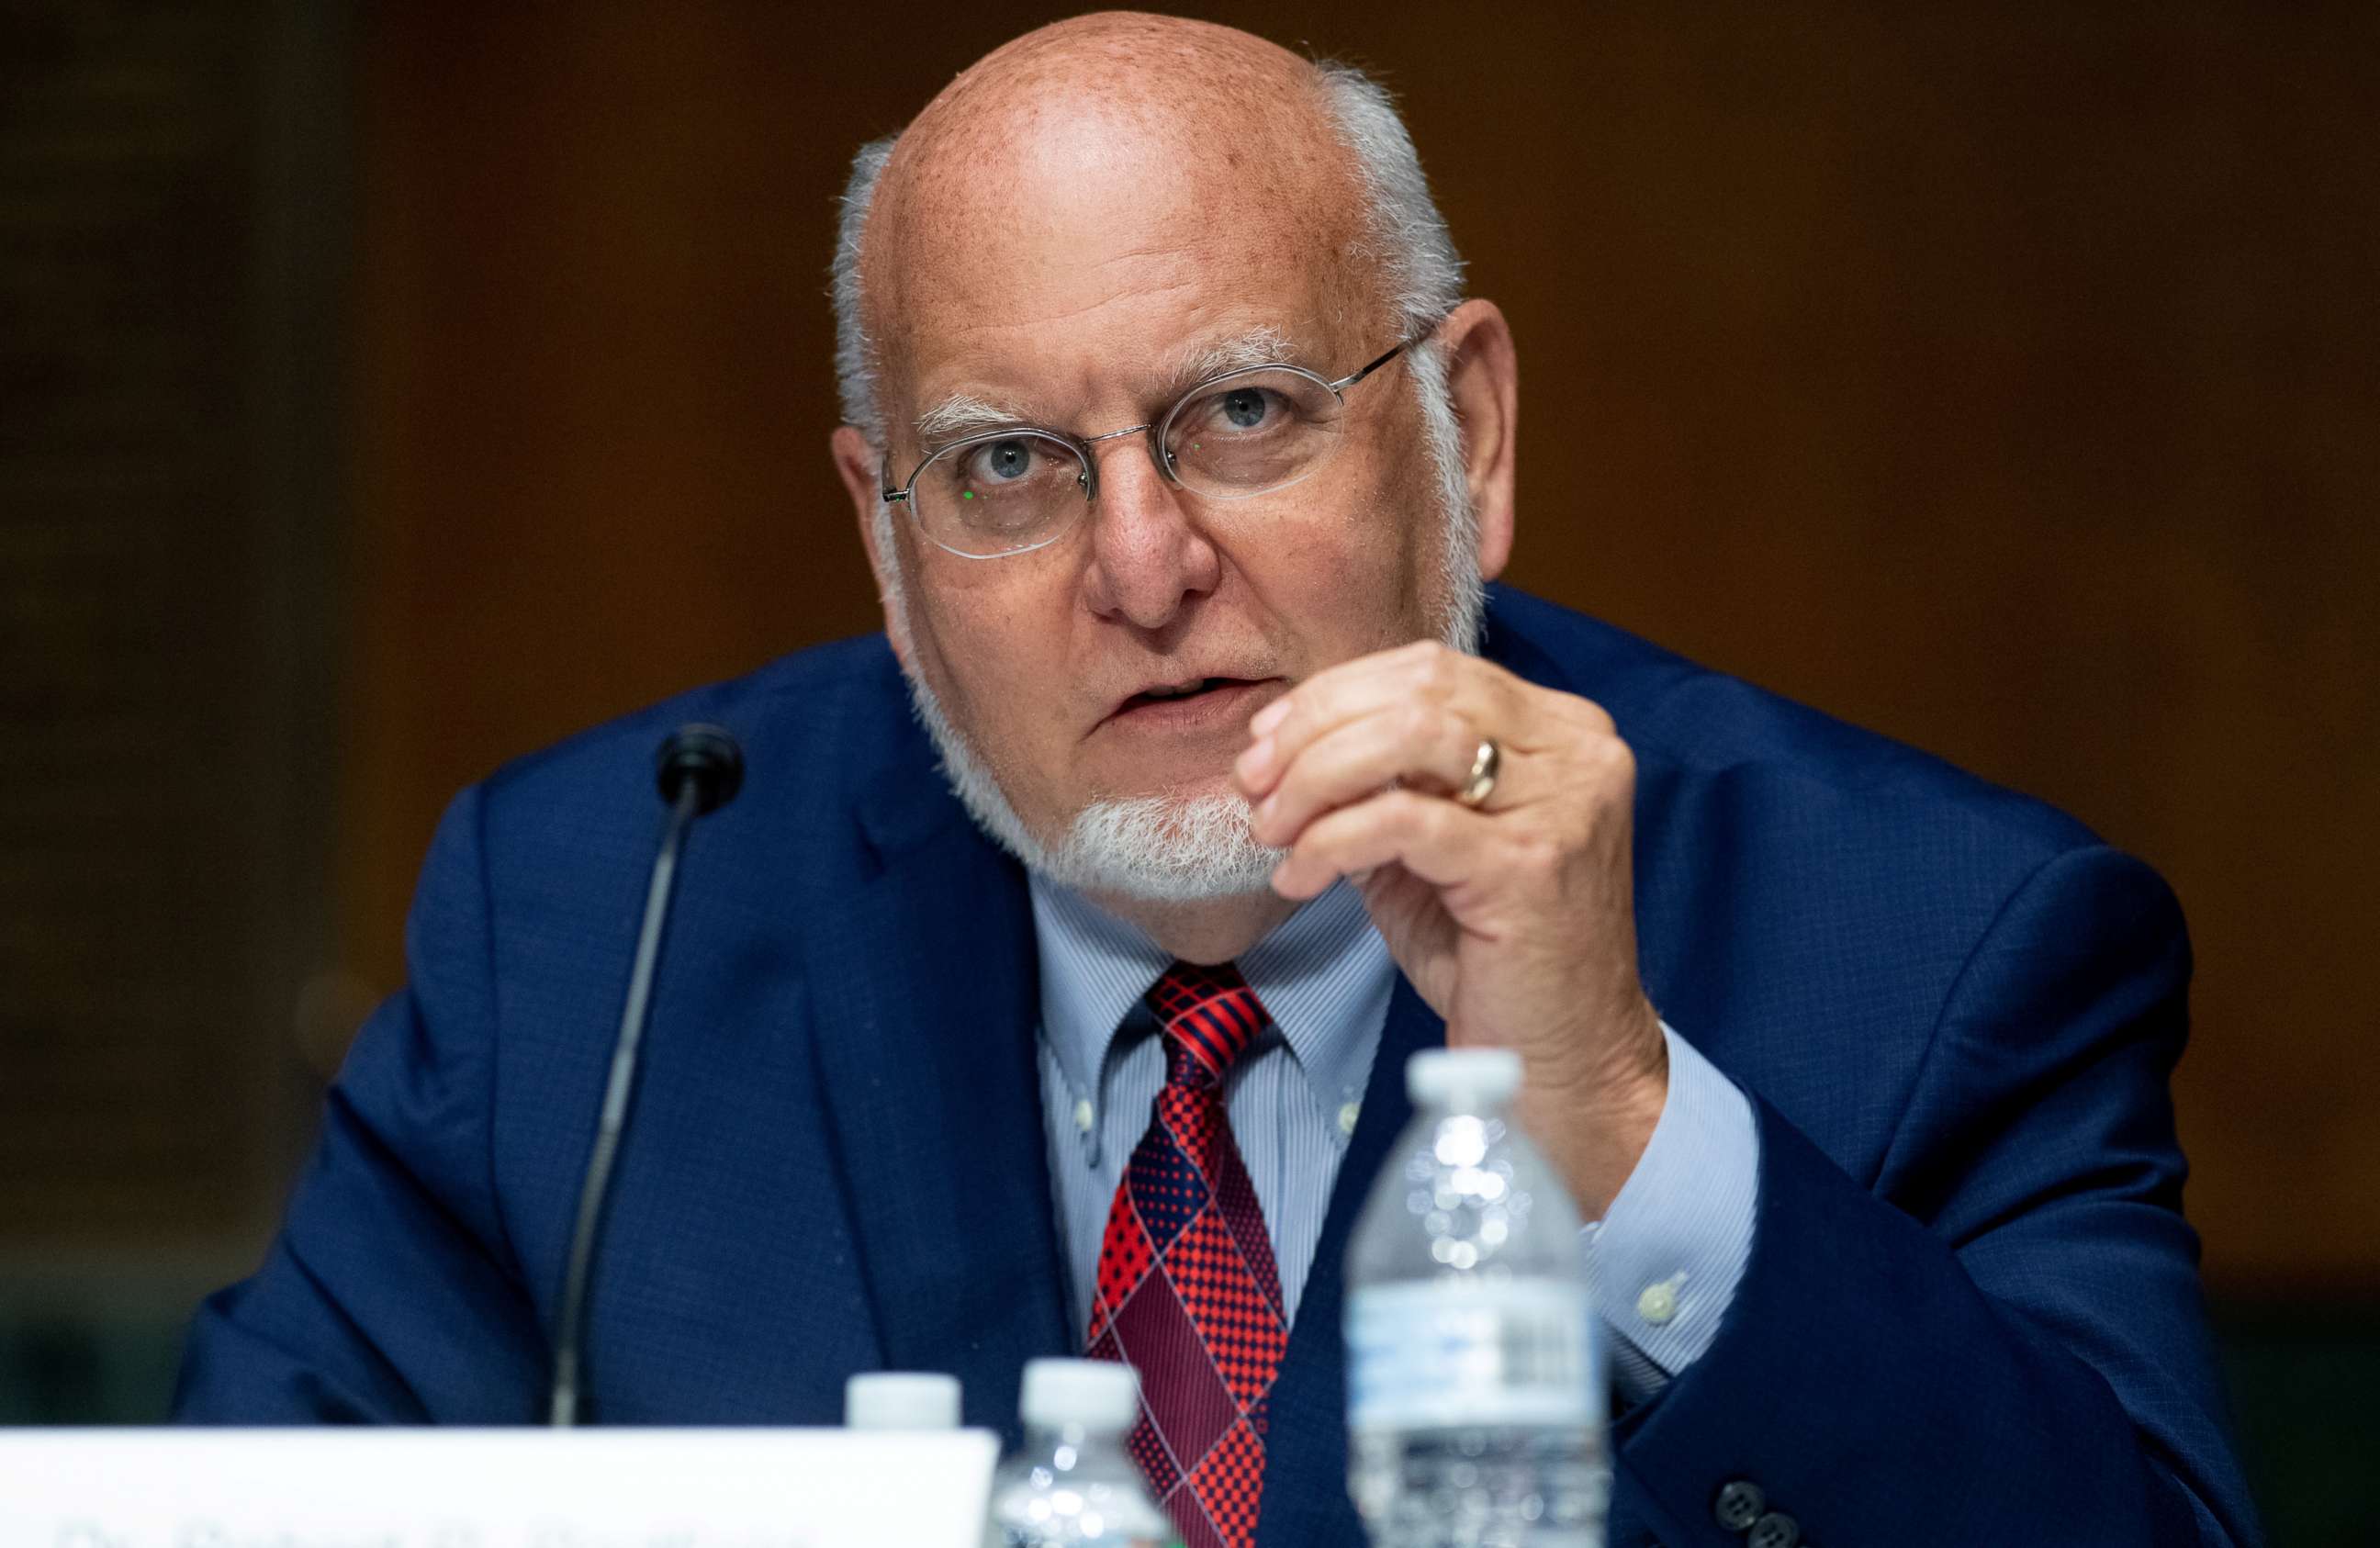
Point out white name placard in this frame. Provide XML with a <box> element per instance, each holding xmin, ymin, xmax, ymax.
<box><xmin>0</xmin><ymin>1429</ymin><xmax>1000</xmax><ymax>1548</ymax></box>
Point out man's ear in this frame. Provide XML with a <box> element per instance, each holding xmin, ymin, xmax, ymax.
<box><xmin>1434</xmin><ymin>298</ymin><xmax>1518</xmax><ymax>581</ymax></box>
<box><xmin>830</xmin><ymin>424</ymin><xmax>911</xmax><ymax>664</ymax></box>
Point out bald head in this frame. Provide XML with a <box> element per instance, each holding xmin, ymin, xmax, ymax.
<box><xmin>832</xmin><ymin>17</ymin><xmax>1465</xmax><ymax>445</ymax></box>
<box><xmin>899</xmin><ymin>12</ymin><xmax>1340</xmax><ymax>184</ymax></box>
<box><xmin>849</xmin><ymin>16</ymin><xmax>1384</xmax><ymax>449</ymax></box>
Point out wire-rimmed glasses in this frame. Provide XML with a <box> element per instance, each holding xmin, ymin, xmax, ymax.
<box><xmin>880</xmin><ymin>341</ymin><xmax>1411</xmax><ymax>559</ymax></box>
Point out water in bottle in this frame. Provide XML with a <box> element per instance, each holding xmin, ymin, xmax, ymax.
<box><xmin>982</xmin><ymin>1357</ymin><xmax>1181</xmax><ymax>1548</ymax></box>
<box><xmin>1345</xmin><ymin>1048</ymin><xmax>1609</xmax><ymax>1548</ymax></box>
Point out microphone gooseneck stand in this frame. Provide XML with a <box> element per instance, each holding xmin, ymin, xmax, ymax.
<box><xmin>549</xmin><ymin>724</ymin><xmax>744</xmax><ymax>1427</ymax></box>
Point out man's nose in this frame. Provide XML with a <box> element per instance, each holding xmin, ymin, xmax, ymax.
<box><xmin>1078</xmin><ymin>438</ymin><xmax>1221</xmax><ymax>631</ymax></box>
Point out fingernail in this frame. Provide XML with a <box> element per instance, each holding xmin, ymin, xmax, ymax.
<box><xmin>1254</xmin><ymin>793</ymin><xmax>1277</xmax><ymax>834</ymax></box>
<box><xmin>1251</xmin><ymin>698</ymin><xmax>1290</xmax><ymax>736</ymax></box>
<box><xmin>1237</xmin><ymin>735</ymin><xmax>1274</xmax><ymax>785</ymax></box>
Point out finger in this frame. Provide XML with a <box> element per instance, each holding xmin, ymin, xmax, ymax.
<box><xmin>1270</xmin><ymin>788</ymin><xmax>1494</xmax><ymax>901</ymax></box>
<box><xmin>1240</xmin><ymin>642</ymin><xmax>1511</xmax><ymax>798</ymax></box>
<box><xmin>1253</xmin><ymin>638</ymin><xmax>1442</xmax><ymax>728</ymax></box>
<box><xmin>1246</xmin><ymin>640</ymin><xmax>1440</xmax><ymax>754</ymax></box>
<box><xmin>1250</xmin><ymin>700</ymin><xmax>1488</xmax><ymax>847</ymax></box>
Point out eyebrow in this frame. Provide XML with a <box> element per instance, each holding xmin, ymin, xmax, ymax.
<box><xmin>908</xmin><ymin>325</ymin><xmax>1310</xmax><ymax>446</ymax></box>
<box><xmin>1166</xmin><ymin>324</ymin><xmax>1300</xmax><ymax>387</ymax></box>
<box><xmin>914</xmin><ymin>392</ymin><xmax>1024</xmax><ymax>443</ymax></box>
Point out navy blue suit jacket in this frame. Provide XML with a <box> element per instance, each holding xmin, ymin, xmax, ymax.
<box><xmin>176</xmin><ymin>588</ymin><xmax>2259</xmax><ymax>1547</ymax></box>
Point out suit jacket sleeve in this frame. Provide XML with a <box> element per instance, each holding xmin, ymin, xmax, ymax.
<box><xmin>173</xmin><ymin>786</ymin><xmax>547</xmax><ymax>1422</ymax></box>
<box><xmin>1614</xmin><ymin>844</ymin><xmax>2262</xmax><ymax>1548</ymax></box>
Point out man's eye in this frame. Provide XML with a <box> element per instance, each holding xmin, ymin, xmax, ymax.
<box><xmin>966</xmin><ymin>438</ymin><xmax>1042</xmax><ymax>482</ymax></box>
<box><xmin>1219</xmin><ymin>387</ymin><xmax>1274</xmax><ymax>430</ymax></box>
<box><xmin>1196</xmin><ymin>386</ymin><xmax>1286</xmax><ymax>433</ymax></box>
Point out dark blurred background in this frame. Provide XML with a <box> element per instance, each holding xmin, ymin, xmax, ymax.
<box><xmin>2</xmin><ymin>0</ymin><xmax>2374</xmax><ymax>1539</ymax></box>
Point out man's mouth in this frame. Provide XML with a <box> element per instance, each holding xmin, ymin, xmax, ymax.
<box><xmin>1128</xmin><ymin>677</ymin><xmax>1237</xmax><ymax>705</ymax></box>
<box><xmin>1108</xmin><ymin>676</ymin><xmax>1274</xmax><ymax>726</ymax></box>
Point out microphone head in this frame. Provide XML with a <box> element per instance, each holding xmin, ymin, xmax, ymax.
<box><xmin>656</xmin><ymin>724</ymin><xmax>744</xmax><ymax>814</ymax></box>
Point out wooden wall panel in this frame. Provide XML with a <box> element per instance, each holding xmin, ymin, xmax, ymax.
<box><xmin>0</xmin><ymin>0</ymin><xmax>342</xmax><ymax>1251</ymax></box>
<box><xmin>351</xmin><ymin>2</ymin><xmax>2379</xmax><ymax>1293</ymax></box>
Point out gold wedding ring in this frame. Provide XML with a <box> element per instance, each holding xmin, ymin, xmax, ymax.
<box><xmin>1455</xmin><ymin>737</ymin><xmax>1501</xmax><ymax>808</ymax></box>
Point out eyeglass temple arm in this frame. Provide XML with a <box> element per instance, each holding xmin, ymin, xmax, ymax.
<box><xmin>1330</xmin><ymin>341</ymin><xmax>1410</xmax><ymax>393</ymax></box>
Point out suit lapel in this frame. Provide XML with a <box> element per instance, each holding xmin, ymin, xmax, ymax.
<box><xmin>804</xmin><ymin>768</ymin><xmax>1072</xmax><ymax>1439</ymax></box>
<box><xmin>1257</xmin><ymin>974</ymin><xmax>1444</xmax><ymax>1548</ymax></box>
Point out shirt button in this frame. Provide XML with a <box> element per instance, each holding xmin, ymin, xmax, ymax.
<box><xmin>1636</xmin><ymin>1280</ymin><xmax>1679</xmax><ymax>1325</ymax></box>
<box><xmin>1747</xmin><ymin>1511</ymin><xmax>1800</xmax><ymax>1548</ymax></box>
<box><xmin>1073</xmin><ymin>1099</ymin><xmax>1095</xmax><ymax>1133</ymax></box>
<box><xmin>1338</xmin><ymin>1102</ymin><xmax>1361</xmax><ymax>1136</ymax></box>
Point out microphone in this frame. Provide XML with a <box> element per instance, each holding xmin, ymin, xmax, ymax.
<box><xmin>549</xmin><ymin>723</ymin><xmax>745</xmax><ymax>1426</ymax></box>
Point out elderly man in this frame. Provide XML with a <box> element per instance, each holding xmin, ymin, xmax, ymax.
<box><xmin>178</xmin><ymin>14</ymin><xmax>2258</xmax><ymax>1548</ymax></box>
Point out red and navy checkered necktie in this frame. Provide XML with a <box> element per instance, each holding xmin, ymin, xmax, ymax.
<box><xmin>1085</xmin><ymin>960</ymin><xmax>1288</xmax><ymax>1548</ymax></box>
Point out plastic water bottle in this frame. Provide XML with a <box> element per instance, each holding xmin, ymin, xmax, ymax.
<box><xmin>982</xmin><ymin>1358</ymin><xmax>1181</xmax><ymax>1548</ymax></box>
<box><xmin>1345</xmin><ymin>1049</ymin><xmax>1609</xmax><ymax>1548</ymax></box>
<box><xmin>846</xmin><ymin>1370</ymin><xmax>961</xmax><ymax>1429</ymax></box>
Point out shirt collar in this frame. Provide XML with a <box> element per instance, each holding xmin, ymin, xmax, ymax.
<box><xmin>1028</xmin><ymin>876</ymin><xmax>1391</xmax><ymax>1111</ymax></box>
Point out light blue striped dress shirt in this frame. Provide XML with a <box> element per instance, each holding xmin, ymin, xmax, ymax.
<box><xmin>1029</xmin><ymin>875</ymin><xmax>1760</xmax><ymax>1400</ymax></box>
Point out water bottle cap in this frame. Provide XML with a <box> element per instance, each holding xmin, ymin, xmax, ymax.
<box><xmin>844</xmin><ymin>1371</ymin><xmax>961</xmax><ymax>1430</ymax></box>
<box><xmin>1019</xmin><ymin>1358</ymin><xmax>1140</xmax><ymax>1431</ymax></box>
<box><xmin>1407</xmin><ymin>1047</ymin><xmax>1523</xmax><ymax>1106</ymax></box>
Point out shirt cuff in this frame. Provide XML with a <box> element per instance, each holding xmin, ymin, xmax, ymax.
<box><xmin>1577</xmin><ymin>1022</ymin><xmax>1759</xmax><ymax>1395</ymax></box>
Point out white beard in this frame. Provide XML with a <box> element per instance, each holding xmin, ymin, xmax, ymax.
<box><xmin>879</xmin><ymin>348</ymin><xmax>1486</xmax><ymax>903</ymax></box>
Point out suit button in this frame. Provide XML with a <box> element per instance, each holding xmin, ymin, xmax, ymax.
<box><xmin>1747</xmin><ymin>1511</ymin><xmax>1800</xmax><ymax>1548</ymax></box>
<box><xmin>1713</xmin><ymin>1479</ymin><xmax>1766</xmax><ymax>1531</ymax></box>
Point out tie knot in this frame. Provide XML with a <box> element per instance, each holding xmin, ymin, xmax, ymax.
<box><xmin>1146</xmin><ymin>960</ymin><xmax>1269</xmax><ymax>1088</ymax></box>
